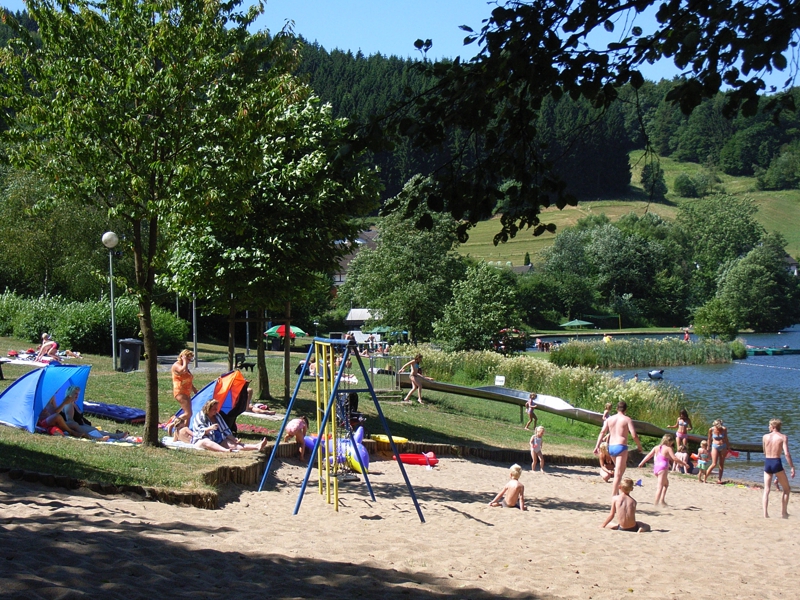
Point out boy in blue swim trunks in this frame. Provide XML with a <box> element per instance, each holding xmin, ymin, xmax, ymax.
<box><xmin>594</xmin><ymin>401</ymin><xmax>644</xmax><ymax>497</ymax></box>
<box><xmin>762</xmin><ymin>419</ymin><xmax>795</xmax><ymax>519</ymax></box>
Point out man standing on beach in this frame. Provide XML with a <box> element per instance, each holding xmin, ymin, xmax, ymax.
<box><xmin>594</xmin><ymin>401</ymin><xmax>643</xmax><ymax>496</ymax></box>
<box><xmin>763</xmin><ymin>418</ymin><xmax>795</xmax><ymax>519</ymax></box>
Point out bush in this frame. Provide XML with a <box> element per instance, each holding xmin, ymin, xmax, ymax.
<box><xmin>0</xmin><ymin>292</ymin><xmax>189</xmax><ymax>354</ymax></box>
<box><xmin>549</xmin><ymin>337</ymin><xmax>735</xmax><ymax>368</ymax></box>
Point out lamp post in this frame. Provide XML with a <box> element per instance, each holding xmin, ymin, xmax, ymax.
<box><xmin>102</xmin><ymin>231</ymin><xmax>119</xmax><ymax>371</ymax></box>
<box><xmin>313</xmin><ymin>321</ymin><xmax>319</xmax><ymax>338</ymax></box>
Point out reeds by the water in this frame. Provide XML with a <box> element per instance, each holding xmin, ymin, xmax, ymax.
<box><xmin>549</xmin><ymin>337</ymin><xmax>745</xmax><ymax>368</ymax></box>
<box><xmin>391</xmin><ymin>344</ymin><xmax>705</xmax><ymax>430</ymax></box>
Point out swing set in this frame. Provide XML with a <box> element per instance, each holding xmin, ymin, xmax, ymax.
<box><xmin>258</xmin><ymin>338</ymin><xmax>425</xmax><ymax>523</ymax></box>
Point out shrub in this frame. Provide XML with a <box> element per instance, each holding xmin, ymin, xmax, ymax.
<box><xmin>549</xmin><ymin>337</ymin><xmax>734</xmax><ymax>368</ymax></box>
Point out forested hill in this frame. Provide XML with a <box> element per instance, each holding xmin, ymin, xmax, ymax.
<box><xmin>295</xmin><ymin>39</ymin><xmax>634</xmax><ymax>201</ymax></box>
<box><xmin>294</xmin><ymin>38</ymin><xmax>800</xmax><ymax>204</ymax></box>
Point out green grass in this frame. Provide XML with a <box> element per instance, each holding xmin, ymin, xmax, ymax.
<box><xmin>458</xmin><ymin>151</ymin><xmax>800</xmax><ymax>264</ymax></box>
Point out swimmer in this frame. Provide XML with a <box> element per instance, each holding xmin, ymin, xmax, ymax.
<box><xmin>638</xmin><ymin>434</ymin><xmax>686</xmax><ymax>507</ymax></box>
<box><xmin>600</xmin><ymin>477</ymin><xmax>650</xmax><ymax>532</ymax></box>
<box><xmin>594</xmin><ymin>401</ymin><xmax>643</xmax><ymax>496</ymax></box>
<box><xmin>762</xmin><ymin>419</ymin><xmax>795</xmax><ymax>518</ymax></box>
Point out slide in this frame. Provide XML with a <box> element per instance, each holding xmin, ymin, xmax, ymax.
<box><xmin>397</xmin><ymin>374</ymin><xmax>762</xmax><ymax>453</ymax></box>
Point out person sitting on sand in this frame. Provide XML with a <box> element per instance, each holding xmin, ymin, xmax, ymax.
<box><xmin>598</xmin><ymin>442</ymin><xmax>615</xmax><ymax>483</ymax></box>
<box><xmin>284</xmin><ymin>416</ymin><xmax>310</xmax><ymax>461</ymax></box>
<box><xmin>638</xmin><ymin>434</ymin><xmax>687</xmax><ymax>507</ymax></box>
<box><xmin>191</xmin><ymin>399</ymin><xmax>267</xmax><ymax>453</ymax></box>
<box><xmin>530</xmin><ymin>426</ymin><xmax>546</xmax><ymax>472</ymax></box>
<box><xmin>599</xmin><ymin>477</ymin><xmax>650</xmax><ymax>532</ymax></box>
<box><xmin>594</xmin><ymin>401</ymin><xmax>644</xmax><ymax>496</ymax></box>
<box><xmin>489</xmin><ymin>464</ymin><xmax>526</xmax><ymax>510</ymax></box>
<box><xmin>762</xmin><ymin>418</ymin><xmax>795</xmax><ymax>519</ymax></box>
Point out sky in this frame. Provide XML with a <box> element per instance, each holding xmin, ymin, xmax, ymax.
<box><xmin>0</xmin><ymin>0</ymin><xmax>793</xmax><ymax>89</ymax></box>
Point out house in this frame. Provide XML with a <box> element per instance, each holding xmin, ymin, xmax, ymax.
<box><xmin>333</xmin><ymin>227</ymin><xmax>379</xmax><ymax>287</ymax></box>
<box><xmin>785</xmin><ymin>254</ymin><xmax>798</xmax><ymax>276</ymax></box>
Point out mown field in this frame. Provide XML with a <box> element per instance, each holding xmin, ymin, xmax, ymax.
<box><xmin>458</xmin><ymin>151</ymin><xmax>800</xmax><ymax>266</ymax></box>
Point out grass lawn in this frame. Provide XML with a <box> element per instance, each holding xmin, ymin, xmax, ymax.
<box><xmin>0</xmin><ymin>336</ymin><xmax>598</xmax><ymax>492</ymax></box>
<box><xmin>459</xmin><ymin>150</ymin><xmax>800</xmax><ymax>265</ymax></box>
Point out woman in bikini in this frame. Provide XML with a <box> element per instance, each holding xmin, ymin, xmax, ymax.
<box><xmin>171</xmin><ymin>349</ymin><xmax>198</xmax><ymax>422</ymax></box>
<box><xmin>706</xmin><ymin>419</ymin><xmax>730</xmax><ymax>483</ymax></box>
<box><xmin>400</xmin><ymin>354</ymin><xmax>431</xmax><ymax>404</ymax></box>
<box><xmin>667</xmin><ymin>408</ymin><xmax>692</xmax><ymax>450</ymax></box>
<box><xmin>638</xmin><ymin>434</ymin><xmax>687</xmax><ymax>507</ymax></box>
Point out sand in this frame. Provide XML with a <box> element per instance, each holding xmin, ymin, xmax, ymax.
<box><xmin>0</xmin><ymin>456</ymin><xmax>796</xmax><ymax>600</ymax></box>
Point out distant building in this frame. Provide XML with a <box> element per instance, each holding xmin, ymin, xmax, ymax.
<box><xmin>785</xmin><ymin>254</ymin><xmax>798</xmax><ymax>276</ymax></box>
<box><xmin>333</xmin><ymin>227</ymin><xmax>379</xmax><ymax>287</ymax></box>
<box><xmin>344</xmin><ymin>308</ymin><xmax>374</xmax><ymax>329</ymax></box>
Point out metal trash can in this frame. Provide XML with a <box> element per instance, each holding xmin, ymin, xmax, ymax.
<box><xmin>119</xmin><ymin>338</ymin><xmax>144</xmax><ymax>372</ymax></box>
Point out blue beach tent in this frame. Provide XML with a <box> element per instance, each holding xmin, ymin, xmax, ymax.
<box><xmin>0</xmin><ymin>364</ymin><xmax>91</xmax><ymax>432</ymax></box>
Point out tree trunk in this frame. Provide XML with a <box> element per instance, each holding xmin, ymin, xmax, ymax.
<box><xmin>135</xmin><ymin>216</ymin><xmax>160</xmax><ymax>447</ymax></box>
<box><xmin>227</xmin><ymin>296</ymin><xmax>236</xmax><ymax>371</ymax></box>
<box><xmin>284</xmin><ymin>301</ymin><xmax>291</xmax><ymax>402</ymax></box>
<box><xmin>256</xmin><ymin>308</ymin><xmax>271</xmax><ymax>400</ymax></box>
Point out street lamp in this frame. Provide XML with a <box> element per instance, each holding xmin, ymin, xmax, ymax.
<box><xmin>313</xmin><ymin>321</ymin><xmax>319</xmax><ymax>338</ymax></box>
<box><xmin>102</xmin><ymin>231</ymin><xmax>119</xmax><ymax>371</ymax></box>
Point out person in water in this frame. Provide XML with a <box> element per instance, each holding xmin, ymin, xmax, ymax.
<box><xmin>762</xmin><ymin>418</ymin><xmax>795</xmax><ymax>519</ymax></box>
<box><xmin>594</xmin><ymin>401</ymin><xmax>644</xmax><ymax>496</ymax></box>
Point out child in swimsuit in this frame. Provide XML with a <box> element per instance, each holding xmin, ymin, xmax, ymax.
<box><xmin>524</xmin><ymin>392</ymin><xmax>538</xmax><ymax>430</ymax></box>
<box><xmin>638</xmin><ymin>434</ymin><xmax>687</xmax><ymax>507</ymax></box>
<box><xmin>673</xmin><ymin>444</ymin><xmax>689</xmax><ymax>473</ymax></box>
<box><xmin>602</xmin><ymin>402</ymin><xmax>612</xmax><ymax>422</ymax></box>
<box><xmin>599</xmin><ymin>477</ymin><xmax>650</xmax><ymax>532</ymax></box>
<box><xmin>598</xmin><ymin>442</ymin><xmax>615</xmax><ymax>483</ymax></box>
<box><xmin>696</xmin><ymin>440</ymin><xmax>711</xmax><ymax>483</ymax></box>
<box><xmin>530</xmin><ymin>426</ymin><xmax>545</xmax><ymax>472</ymax></box>
<box><xmin>668</xmin><ymin>408</ymin><xmax>692</xmax><ymax>448</ymax></box>
<box><xmin>489</xmin><ymin>464</ymin><xmax>526</xmax><ymax>510</ymax></box>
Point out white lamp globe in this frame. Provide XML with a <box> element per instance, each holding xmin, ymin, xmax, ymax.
<box><xmin>102</xmin><ymin>231</ymin><xmax>119</xmax><ymax>249</ymax></box>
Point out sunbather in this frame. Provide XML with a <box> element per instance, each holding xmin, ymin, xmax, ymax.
<box><xmin>191</xmin><ymin>399</ymin><xmax>267</xmax><ymax>452</ymax></box>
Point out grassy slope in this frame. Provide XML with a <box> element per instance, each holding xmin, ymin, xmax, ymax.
<box><xmin>458</xmin><ymin>151</ymin><xmax>800</xmax><ymax>265</ymax></box>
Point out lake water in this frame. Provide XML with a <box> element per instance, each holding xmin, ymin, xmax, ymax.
<box><xmin>604</xmin><ymin>327</ymin><xmax>800</xmax><ymax>482</ymax></box>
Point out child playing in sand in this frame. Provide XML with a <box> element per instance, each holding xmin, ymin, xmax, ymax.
<box><xmin>599</xmin><ymin>477</ymin><xmax>650</xmax><ymax>532</ymax></box>
<box><xmin>598</xmin><ymin>442</ymin><xmax>615</xmax><ymax>482</ymax></box>
<box><xmin>489</xmin><ymin>464</ymin><xmax>526</xmax><ymax>510</ymax></box>
<box><xmin>673</xmin><ymin>444</ymin><xmax>689</xmax><ymax>473</ymax></box>
<box><xmin>530</xmin><ymin>426</ymin><xmax>546</xmax><ymax>472</ymax></box>
<box><xmin>524</xmin><ymin>392</ymin><xmax>538</xmax><ymax>430</ymax></box>
<box><xmin>284</xmin><ymin>416</ymin><xmax>310</xmax><ymax>460</ymax></box>
<box><xmin>696</xmin><ymin>440</ymin><xmax>710</xmax><ymax>483</ymax></box>
<box><xmin>638</xmin><ymin>434</ymin><xmax>687</xmax><ymax>507</ymax></box>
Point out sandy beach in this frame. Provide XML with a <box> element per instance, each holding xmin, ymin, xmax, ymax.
<box><xmin>0</xmin><ymin>456</ymin><xmax>796</xmax><ymax>599</ymax></box>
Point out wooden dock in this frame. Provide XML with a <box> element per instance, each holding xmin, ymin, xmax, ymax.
<box><xmin>746</xmin><ymin>347</ymin><xmax>800</xmax><ymax>356</ymax></box>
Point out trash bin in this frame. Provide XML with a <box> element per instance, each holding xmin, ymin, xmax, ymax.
<box><xmin>119</xmin><ymin>338</ymin><xmax>144</xmax><ymax>372</ymax></box>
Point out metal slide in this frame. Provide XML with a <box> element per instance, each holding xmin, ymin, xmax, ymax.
<box><xmin>398</xmin><ymin>374</ymin><xmax>762</xmax><ymax>453</ymax></box>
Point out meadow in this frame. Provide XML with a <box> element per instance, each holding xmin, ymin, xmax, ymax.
<box><xmin>458</xmin><ymin>152</ymin><xmax>800</xmax><ymax>266</ymax></box>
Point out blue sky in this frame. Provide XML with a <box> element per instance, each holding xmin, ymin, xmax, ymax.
<box><xmin>1</xmin><ymin>0</ymin><xmax>792</xmax><ymax>88</ymax></box>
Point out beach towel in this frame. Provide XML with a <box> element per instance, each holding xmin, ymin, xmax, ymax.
<box><xmin>82</xmin><ymin>401</ymin><xmax>146</xmax><ymax>423</ymax></box>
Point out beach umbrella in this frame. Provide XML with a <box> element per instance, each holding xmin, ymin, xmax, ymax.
<box><xmin>264</xmin><ymin>324</ymin><xmax>307</xmax><ymax>339</ymax></box>
<box><xmin>559</xmin><ymin>319</ymin><xmax>594</xmax><ymax>328</ymax></box>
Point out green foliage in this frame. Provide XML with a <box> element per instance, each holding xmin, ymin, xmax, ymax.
<box><xmin>730</xmin><ymin>338</ymin><xmax>747</xmax><ymax>360</ymax></box>
<box><xmin>549</xmin><ymin>337</ymin><xmax>735</xmax><ymax>368</ymax></box>
<box><xmin>391</xmin><ymin>344</ymin><xmax>701</xmax><ymax>428</ymax></box>
<box><xmin>433</xmin><ymin>263</ymin><xmax>519</xmax><ymax>352</ymax></box>
<box><xmin>340</xmin><ymin>176</ymin><xmax>466</xmax><ymax>342</ymax></box>
<box><xmin>715</xmin><ymin>233</ymin><xmax>800</xmax><ymax>331</ymax></box>
<box><xmin>640</xmin><ymin>162</ymin><xmax>668</xmax><ymax>200</ymax></box>
<box><xmin>756</xmin><ymin>144</ymin><xmax>800</xmax><ymax>191</ymax></box>
<box><xmin>692</xmin><ymin>298</ymin><xmax>740</xmax><ymax>341</ymax></box>
<box><xmin>673</xmin><ymin>172</ymin><xmax>712</xmax><ymax>197</ymax></box>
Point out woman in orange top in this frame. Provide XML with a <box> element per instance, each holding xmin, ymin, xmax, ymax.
<box><xmin>171</xmin><ymin>349</ymin><xmax>198</xmax><ymax>421</ymax></box>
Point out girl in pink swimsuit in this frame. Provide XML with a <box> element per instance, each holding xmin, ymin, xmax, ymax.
<box><xmin>638</xmin><ymin>434</ymin><xmax>687</xmax><ymax>507</ymax></box>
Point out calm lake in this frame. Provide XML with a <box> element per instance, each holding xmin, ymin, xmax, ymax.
<box><xmin>604</xmin><ymin>327</ymin><xmax>800</xmax><ymax>483</ymax></box>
